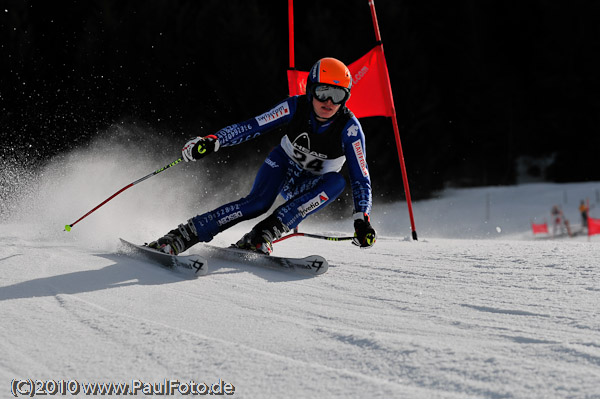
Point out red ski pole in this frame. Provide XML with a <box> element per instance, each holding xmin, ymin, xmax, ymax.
<box><xmin>64</xmin><ymin>158</ymin><xmax>184</xmax><ymax>231</ymax></box>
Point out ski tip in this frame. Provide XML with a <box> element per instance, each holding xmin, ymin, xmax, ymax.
<box><xmin>64</xmin><ymin>224</ymin><xmax>72</xmax><ymax>232</ymax></box>
<box><xmin>119</xmin><ymin>238</ymin><xmax>209</xmax><ymax>277</ymax></box>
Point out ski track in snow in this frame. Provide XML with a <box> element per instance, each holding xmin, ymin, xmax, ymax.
<box><xmin>1</xmin><ymin>226</ymin><xmax>599</xmax><ymax>398</ymax></box>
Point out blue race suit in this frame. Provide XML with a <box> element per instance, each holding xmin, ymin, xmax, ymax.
<box><xmin>191</xmin><ymin>95</ymin><xmax>372</xmax><ymax>242</ymax></box>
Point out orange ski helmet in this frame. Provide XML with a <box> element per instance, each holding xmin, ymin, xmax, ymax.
<box><xmin>307</xmin><ymin>57</ymin><xmax>352</xmax><ymax>104</ymax></box>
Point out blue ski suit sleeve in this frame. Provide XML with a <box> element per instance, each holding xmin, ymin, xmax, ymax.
<box><xmin>341</xmin><ymin>117</ymin><xmax>373</xmax><ymax>216</ymax></box>
<box><xmin>215</xmin><ymin>97</ymin><xmax>298</xmax><ymax>147</ymax></box>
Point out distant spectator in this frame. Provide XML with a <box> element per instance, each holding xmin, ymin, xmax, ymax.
<box><xmin>579</xmin><ymin>200</ymin><xmax>589</xmax><ymax>228</ymax></box>
<box><xmin>551</xmin><ymin>205</ymin><xmax>564</xmax><ymax>236</ymax></box>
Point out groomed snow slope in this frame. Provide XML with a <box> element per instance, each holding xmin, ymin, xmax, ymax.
<box><xmin>1</xmin><ymin>143</ymin><xmax>599</xmax><ymax>398</ymax></box>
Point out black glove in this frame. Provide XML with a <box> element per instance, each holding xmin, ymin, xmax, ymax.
<box><xmin>182</xmin><ymin>135</ymin><xmax>219</xmax><ymax>162</ymax></box>
<box><xmin>352</xmin><ymin>213</ymin><xmax>376</xmax><ymax>249</ymax></box>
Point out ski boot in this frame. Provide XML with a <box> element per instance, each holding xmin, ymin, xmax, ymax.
<box><xmin>148</xmin><ymin>219</ymin><xmax>200</xmax><ymax>255</ymax></box>
<box><xmin>235</xmin><ymin>215</ymin><xmax>289</xmax><ymax>255</ymax></box>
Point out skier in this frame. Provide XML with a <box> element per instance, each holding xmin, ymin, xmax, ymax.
<box><xmin>148</xmin><ymin>57</ymin><xmax>376</xmax><ymax>255</ymax></box>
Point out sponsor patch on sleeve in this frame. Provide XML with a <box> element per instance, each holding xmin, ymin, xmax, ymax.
<box><xmin>255</xmin><ymin>102</ymin><xmax>291</xmax><ymax>126</ymax></box>
<box><xmin>352</xmin><ymin>140</ymin><xmax>369</xmax><ymax>178</ymax></box>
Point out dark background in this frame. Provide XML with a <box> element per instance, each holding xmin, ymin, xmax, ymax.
<box><xmin>2</xmin><ymin>0</ymin><xmax>599</xmax><ymax>201</ymax></box>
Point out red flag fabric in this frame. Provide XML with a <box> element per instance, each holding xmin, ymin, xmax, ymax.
<box><xmin>287</xmin><ymin>69</ymin><xmax>308</xmax><ymax>97</ymax></box>
<box><xmin>588</xmin><ymin>217</ymin><xmax>600</xmax><ymax>237</ymax></box>
<box><xmin>531</xmin><ymin>223</ymin><xmax>549</xmax><ymax>234</ymax></box>
<box><xmin>287</xmin><ymin>46</ymin><xmax>394</xmax><ymax>119</ymax></box>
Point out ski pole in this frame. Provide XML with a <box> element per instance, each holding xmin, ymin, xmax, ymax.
<box><xmin>273</xmin><ymin>232</ymin><xmax>354</xmax><ymax>244</ymax></box>
<box><xmin>65</xmin><ymin>158</ymin><xmax>184</xmax><ymax>231</ymax></box>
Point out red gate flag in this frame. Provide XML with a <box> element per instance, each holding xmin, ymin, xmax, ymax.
<box><xmin>287</xmin><ymin>46</ymin><xmax>394</xmax><ymax>119</ymax></box>
<box><xmin>588</xmin><ymin>217</ymin><xmax>600</xmax><ymax>237</ymax></box>
<box><xmin>531</xmin><ymin>222</ymin><xmax>549</xmax><ymax>234</ymax></box>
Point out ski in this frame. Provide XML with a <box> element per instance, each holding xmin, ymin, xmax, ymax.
<box><xmin>201</xmin><ymin>245</ymin><xmax>328</xmax><ymax>276</ymax></box>
<box><xmin>119</xmin><ymin>238</ymin><xmax>208</xmax><ymax>277</ymax></box>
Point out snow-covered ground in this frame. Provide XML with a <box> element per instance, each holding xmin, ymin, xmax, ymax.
<box><xmin>1</xmin><ymin>140</ymin><xmax>599</xmax><ymax>398</ymax></box>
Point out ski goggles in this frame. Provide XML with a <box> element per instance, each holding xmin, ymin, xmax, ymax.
<box><xmin>312</xmin><ymin>84</ymin><xmax>350</xmax><ymax>105</ymax></box>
